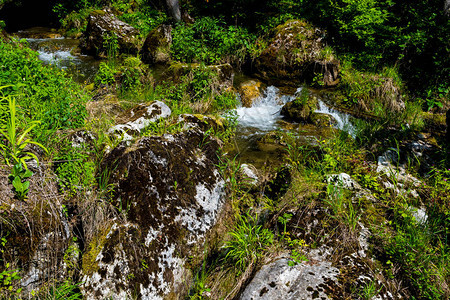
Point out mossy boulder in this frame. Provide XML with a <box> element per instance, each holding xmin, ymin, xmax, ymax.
<box><xmin>80</xmin><ymin>9</ymin><xmax>140</xmax><ymax>57</ymax></box>
<box><xmin>310</xmin><ymin>112</ymin><xmax>336</xmax><ymax>128</ymax></box>
<box><xmin>254</xmin><ymin>20</ymin><xmax>339</xmax><ymax>86</ymax></box>
<box><xmin>238</xmin><ymin>80</ymin><xmax>264</xmax><ymax>107</ymax></box>
<box><xmin>140</xmin><ymin>24</ymin><xmax>172</xmax><ymax>65</ymax></box>
<box><xmin>81</xmin><ymin>129</ymin><xmax>230</xmax><ymax>299</ymax></box>
<box><xmin>281</xmin><ymin>92</ymin><xmax>318</xmax><ymax>123</ymax></box>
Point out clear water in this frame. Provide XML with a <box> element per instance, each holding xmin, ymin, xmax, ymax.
<box><xmin>23</xmin><ymin>35</ymin><xmax>100</xmax><ymax>83</ymax></box>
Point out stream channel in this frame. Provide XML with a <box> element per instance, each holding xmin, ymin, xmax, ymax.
<box><xmin>16</xmin><ymin>27</ymin><xmax>355</xmax><ymax>169</ymax></box>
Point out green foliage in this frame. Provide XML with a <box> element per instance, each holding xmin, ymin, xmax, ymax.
<box><xmin>118</xmin><ymin>57</ymin><xmax>147</xmax><ymax>93</ymax></box>
<box><xmin>0</xmin><ymin>93</ymin><xmax>47</xmax><ymax>169</ymax></box>
<box><xmin>171</xmin><ymin>17</ymin><xmax>256</xmax><ymax>65</ymax></box>
<box><xmin>116</xmin><ymin>2</ymin><xmax>167</xmax><ymax>38</ymax></box>
<box><xmin>380</xmin><ymin>204</ymin><xmax>449</xmax><ymax>299</ymax></box>
<box><xmin>225</xmin><ymin>213</ymin><xmax>274</xmax><ymax>271</ymax></box>
<box><xmin>0</xmin><ymin>263</ymin><xmax>21</xmax><ymax>296</ymax></box>
<box><xmin>103</xmin><ymin>33</ymin><xmax>119</xmax><ymax>59</ymax></box>
<box><xmin>0</xmin><ymin>40</ymin><xmax>88</xmax><ymax>146</ymax></box>
<box><xmin>189</xmin><ymin>258</ymin><xmax>211</xmax><ymax>300</ymax></box>
<box><xmin>55</xmin><ymin>140</ymin><xmax>95</xmax><ymax>196</ymax></box>
<box><xmin>8</xmin><ymin>163</ymin><xmax>33</xmax><ymax>200</ymax></box>
<box><xmin>0</xmin><ymin>238</ymin><xmax>22</xmax><ymax>297</ymax></box>
<box><xmin>94</xmin><ymin>62</ymin><xmax>117</xmax><ymax>86</ymax></box>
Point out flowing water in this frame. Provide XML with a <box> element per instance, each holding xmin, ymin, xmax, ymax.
<box><xmin>15</xmin><ymin>27</ymin><xmax>355</xmax><ymax>168</ymax></box>
<box><xmin>231</xmin><ymin>86</ymin><xmax>355</xmax><ymax>168</ymax></box>
<box><xmin>16</xmin><ymin>28</ymin><xmax>100</xmax><ymax>83</ymax></box>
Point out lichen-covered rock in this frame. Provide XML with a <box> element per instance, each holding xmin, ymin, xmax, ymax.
<box><xmin>254</xmin><ymin>20</ymin><xmax>339</xmax><ymax>86</ymax></box>
<box><xmin>240</xmin><ymin>257</ymin><xmax>339</xmax><ymax>300</ymax></box>
<box><xmin>0</xmin><ymin>167</ymin><xmax>75</xmax><ymax>295</ymax></box>
<box><xmin>140</xmin><ymin>24</ymin><xmax>172</xmax><ymax>65</ymax></box>
<box><xmin>109</xmin><ymin>101</ymin><xmax>171</xmax><ymax>141</ymax></box>
<box><xmin>238</xmin><ymin>80</ymin><xmax>264</xmax><ymax>107</ymax></box>
<box><xmin>281</xmin><ymin>93</ymin><xmax>318</xmax><ymax>123</ymax></box>
<box><xmin>80</xmin><ymin>10</ymin><xmax>140</xmax><ymax>57</ymax></box>
<box><xmin>178</xmin><ymin>114</ymin><xmax>226</xmax><ymax>132</ymax></box>
<box><xmin>81</xmin><ymin>129</ymin><xmax>229</xmax><ymax>299</ymax></box>
<box><xmin>326</xmin><ymin>173</ymin><xmax>361</xmax><ymax>191</ymax></box>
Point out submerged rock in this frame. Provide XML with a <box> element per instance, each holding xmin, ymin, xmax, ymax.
<box><xmin>80</xmin><ymin>10</ymin><xmax>140</xmax><ymax>57</ymax></box>
<box><xmin>82</xmin><ymin>129</ymin><xmax>229</xmax><ymax>299</ymax></box>
<box><xmin>141</xmin><ymin>24</ymin><xmax>172</xmax><ymax>65</ymax></box>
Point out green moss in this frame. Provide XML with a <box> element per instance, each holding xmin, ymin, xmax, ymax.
<box><xmin>82</xmin><ymin>224</ymin><xmax>113</xmax><ymax>276</ymax></box>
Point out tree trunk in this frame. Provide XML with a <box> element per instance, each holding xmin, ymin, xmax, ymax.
<box><xmin>165</xmin><ymin>0</ymin><xmax>181</xmax><ymax>22</ymax></box>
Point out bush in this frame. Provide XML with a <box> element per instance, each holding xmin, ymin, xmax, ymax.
<box><xmin>0</xmin><ymin>40</ymin><xmax>88</xmax><ymax>146</ymax></box>
<box><xmin>171</xmin><ymin>17</ymin><xmax>256</xmax><ymax>65</ymax></box>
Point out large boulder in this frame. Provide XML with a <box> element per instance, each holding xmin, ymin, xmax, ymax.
<box><xmin>81</xmin><ymin>130</ymin><xmax>230</xmax><ymax>299</ymax></box>
<box><xmin>140</xmin><ymin>24</ymin><xmax>172</xmax><ymax>65</ymax></box>
<box><xmin>80</xmin><ymin>10</ymin><xmax>140</xmax><ymax>57</ymax></box>
<box><xmin>254</xmin><ymin>20</ymin><xmax>339</xmax><ymax>86</ymax></box>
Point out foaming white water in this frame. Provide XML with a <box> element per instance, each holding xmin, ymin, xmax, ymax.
<box><xmin>235</xmin><ymin>85</ymin><xmax>355</xmax><ymax>137</ymax></box>
<box><xmin>316</xmin><ymin>100</ymin><xmax>355</xmax><ymax>137</ymax></box>
<box><xmin>38</xmin><ymin>50</ymin><xmax>76</xmax><ymax>64</ymax></box>
<box><xmin>236</xmin><ymin>86</ymin><xmax>299</xmax><ymax>131</ymax></box>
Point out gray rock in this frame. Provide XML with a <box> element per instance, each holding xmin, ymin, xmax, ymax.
<box><xmin>109</xmin><ymin>101</ymin><xmax>171</xmax><ymax>141</ymax></box>
<box><xmin>80</xmin><ymin>10</ymin><xmax>140</xmax><ymax>57</ymax></box>
<box><xmin>326</xmin><ymin>173</ymin><xmax>361</xmax><ymax>190</ymax></box>
<box><xmin>377</xmin><ymin>150</ymin><xmax>420</xmax><ymax>184</ymax></box>
<box><xmin>239</xmin><ymin>164</ymin><xmax>259</xmax><ymax>187</ymax></box>
<box><xmin>141</xmin><ymin>24</ymin><xmax>172</xmax><ymax>65</ymax></box>
<box><xmin>82</xmin><ymin>130</ymin><xmax>228</xmax><ymax>300</ymax></box>
<box><xmin>240</xmin><ymin>258</ymin><xmax>339</xmax><ymax>300</ymax></box>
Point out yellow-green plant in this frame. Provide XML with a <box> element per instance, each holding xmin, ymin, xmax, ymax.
<box><xmin>0</xmin><ymin>94</ymin><xmax>47</xmax><ymax>169</ymax></box>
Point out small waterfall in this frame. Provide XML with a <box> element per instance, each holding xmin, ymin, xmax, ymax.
<box><xmin>20</xmin><ymin>33</ymin><xmax>100</xmax><ymax>82</ymax></box>
<box><xmin>315</xmin><ymin>100</ymin><xmax>355</xmax><ymax>137</ymax></box>
<box><xmin>236</xmin><ymin>86</ymin><xmax>298</xmax><ymax>132</ymax></box>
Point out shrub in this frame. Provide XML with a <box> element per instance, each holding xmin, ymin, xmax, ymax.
<box><xmin>171</xmin><ymin>17</ymin><xmax>256</xmax><ymax>65</ymax></box>
<box><xmin>0</xmin><ymin>40</ymin><xmax>88</xmax><ymax>146</ymax></box>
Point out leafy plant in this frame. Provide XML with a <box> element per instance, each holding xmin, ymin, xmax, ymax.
<box><xmin>224</xmin><ymin>213</ymin><xmax>274</xmax><ymax>271</ymax></box>
<box><xmin>94</xmin><ymin>62</ymin><xmax>117</xmax><ymax>86</ymax></box>
<box><xmin>8</xmin><ymin>163</ymin><xmax>32</xmax><ymax>200</ymax></box>
<box><xmin>278</xmin><ymin>213</ymin><xmax>292</xmax><ymax>237</ymax></box>
<box><xmin>0</xmin><ymin>94</ymin><xmax>47</xmax><ymax>169</ymax></box>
